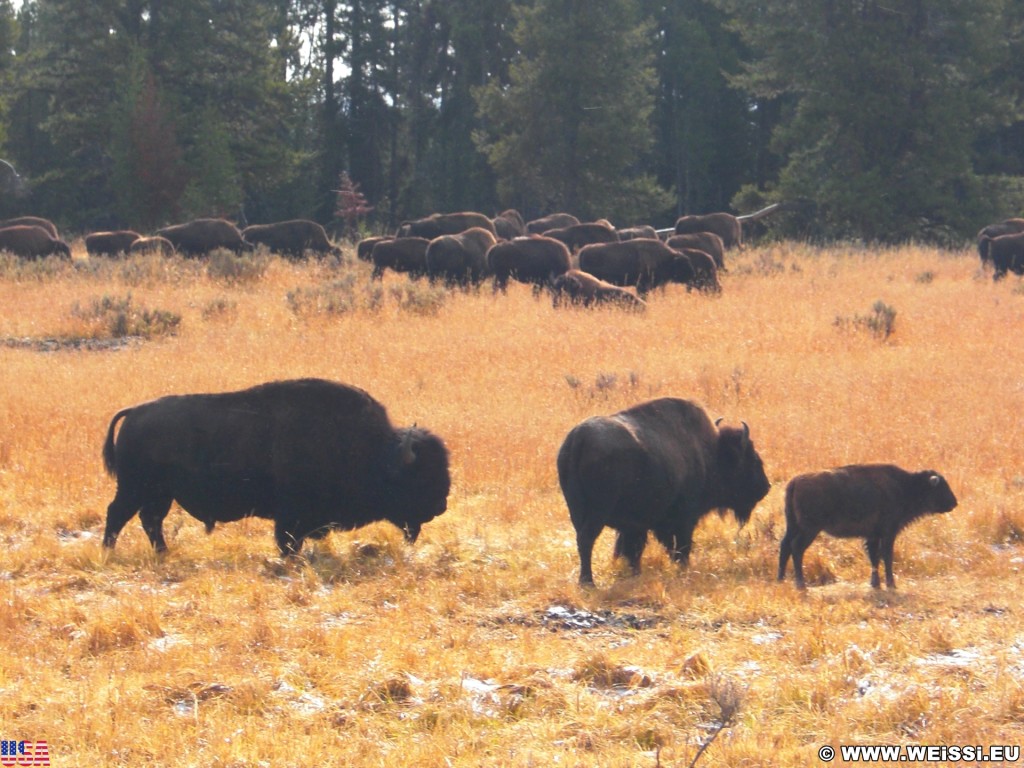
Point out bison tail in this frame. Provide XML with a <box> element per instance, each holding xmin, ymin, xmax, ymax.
<box><xmin>102</xmin><ymin>407</ymin><xmax>133</xmax><ymax>477</ymax></box>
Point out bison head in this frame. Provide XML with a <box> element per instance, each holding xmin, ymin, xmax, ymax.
<box><xmin>384</xmin><ymin>427</ymin><xmax>451</xmax><ymax>540</ymax></box>
<box><xmin>712</xmin><ymin>421</ymin><xmax>771</xmax><ymax>526</ymax></box>
<box><xmin>919</xmin><ymin>471</ymin><xmax>958</xmax><ymax>514</ymax></box>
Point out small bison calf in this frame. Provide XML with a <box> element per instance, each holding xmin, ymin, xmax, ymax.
<box><xmin>778</xmin><ymin>464</ymin><xmax>957</xmax><ymax>590</ymax></box>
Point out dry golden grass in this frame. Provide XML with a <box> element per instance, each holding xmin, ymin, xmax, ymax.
<box><xmin>1</xmin><ymin>241</ymin><xmax>1023</xmax><ymax>766</ymax></box>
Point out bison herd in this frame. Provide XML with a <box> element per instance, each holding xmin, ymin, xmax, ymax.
<box><xmin>100</xmin><ymin>378</ymin><xmax>957</xmax><ymax>592</ymax></box>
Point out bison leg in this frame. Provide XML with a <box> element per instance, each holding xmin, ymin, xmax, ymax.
<box><xmin>788</xmin><ymin>531</ymin><xmax>818</xmax><ymax>590</ymax></box>
<box><xmin>652</xmin><ymin>519</ymin><xmax>697</xmax><ymax>567</ymax></box>
<box><xmin>613</xmin><ymin>529</ymin><xmax>648</xmax><ymax>575</ymax></box>
<box><xmin>880</xmin><ymin>536</ymin><xmax>897</xmax><ymax>589</ymax></box>
<box><xmin>138</xmin><ymin>498</ymin><xmax>174</xmax><ymax>552</ymax></box>
<box><xmin>865</xmin><ymin>536</ymin><xmax>882</xmax><ymax>589</ymax></box>
<box><xmin>103</xmin><ymin>489</ymin><xmax>144</xmax><ymax>549</ymax></box>
<box><xmin>574</xmin><ymin>522</ymin><xmax>603</xmax><ymax>586</ymax></box>
<box><xmin>274</xmin><ymin>518</ymin><xmax>306</xmax><ymax>558</ymax></box>
<box><xmin>778</xmin><ymin>527</ymin><xmax>795</xmax><ymax>582</ymax></box>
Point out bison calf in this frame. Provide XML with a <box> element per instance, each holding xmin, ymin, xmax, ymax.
<box><xmin>102</xmin><ymin>378</ymin><xmax>451</xmax><ymax>558</ymax></box>
<box><xmin>778</xmin><ymin>464</ymin><xmax>957</xmax><ymax>590</ymax></box>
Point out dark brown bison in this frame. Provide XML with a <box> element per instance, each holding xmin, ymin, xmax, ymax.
<box><xmin>984</xmin><ymin>231</ymin><xmax>1024</xmax><ymax>280</ymax></box>
<box><xmin>357</xmin><ymin>235</ymin><xmax>394</xmax><ymax>262</ymax></box>
<box><xmin>558</xmin><ymin>398</ymin><xmax>771</xmax><ymax>586</ymax></box>
<box><xmin>397</xmin><ymin>212</ymin><xmax>497</xmax><ymax>239</ymax></box>
<box><xmin>542</xmin><ymin>222</ymin><xmax>619</xmax><ymax>253</ymax></box>
<box><xmin>243</xmin><ymin>220</ymin><xmax>341</xmax><ymax>260</ymax></box>
<box><xmin>674</xmin><ymin>213</ymin><xmax>742</xmax><ymax>249</ymax></box>
<box><xmin>0</xmin><ymin>225</ymin><xmax>72</xmax><ymax>260</ymax></box>
<box><xmin>779</xmin><ymin>464</ymin><xmax>958</xmax><ymax>590</ymax></box>
<box><xmin>155</xmin><ymin>218</ymin><xmax>252</xmax><ymax>257</ymax></box>
<box><xmin>673</xmin><ymin>247</ymin><xmax>721</xmax><ymax>293</ymax></box>
<box><xmin>526</xmin><ymin>212</ymin><xmax>580</xmax><ymax>234</ymax></box>
<box><xmin>0</xmin><ymin>216</ymin><xmax>59</xmax><ymax>239</ymax></box>
<box><xmin>492</xmin><ymin>209</ymin><xmax>526</xmax><ymax>240</ymax></box>
<box><xmin>667</xmin><ymin>232</ymin><xmax>726</xmax><ymax>270</ymax></box>
<box><xmin>129</xmin><ymin>236</ymin><xmax>176</xmax><ymax>257</ymax></box>
<box><xmin>424</xmin><ymin>227</ymin><xmax>497</xmax><ymax>286</ymax></box>
<box><xmin>550</xmin><ymin>269</ymin><xmax>646</xmax><ymax>311</ymax></box>
<box><xmin>617</xmin><ymin>225</ymin><xmax>658</xmax><ymax>241</ymax></box>
<box><xmin>371</xmin><ymin>237</ymin><xmax>430</xmax><ymax>280</ymax></box>
<box><xmin>578</xmin><ymin>238</ymin><xmax>696</xmax><ymax>295</ymax></box>
<box><xmin>101</xmin><ymin>378</ymin><xmax>451</xmax><ymax>557</ymax></box>
<box><xmin>977</xmin><ymin>218</ymin><xmax>1024</xmax><ymax>266</ymax></box>
<box><xmin>85</xmin><ymin>230</ymin><xmax>141</xmax><ymax>257</ymax></box>
<box><xmin>486</xmin><ymin>235</ymin><xmax>572</xmax><ymax>292</ymax></box>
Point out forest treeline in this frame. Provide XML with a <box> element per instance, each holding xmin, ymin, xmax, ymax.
<box><xmin>0</xmin><ymin>0</ymin><xmax>1022</xmax><ymax>243</ymax></box>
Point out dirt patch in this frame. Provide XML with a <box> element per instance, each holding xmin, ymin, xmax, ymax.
<box><xmin>496</xmin><ymin>604</ymin><xmax>662</xmax><ymax>633</ymax></box>
<box><xmin>2</xmin><ymin>335</ymin><xmax>144</xmax><ymax>352</ymax></box>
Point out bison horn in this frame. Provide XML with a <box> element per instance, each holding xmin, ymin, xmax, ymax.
<box><xmin>741</xmin><ymin>421</ymin><xmax>750</xmax><ymax>445</ymax></box>
<box><xmin>714</xmin><ymin>417</ymin><xmax>724</xmax><ymax>428</ymax></box>
<box><xmin>929</xmin><ymin>474</ymin><xmax>940</xmax><ymax>486</ymax></box>
<box><xmin>399</xmin><ymin>429</ymin><xmax>417</xmax><ymax>465</ymax></box>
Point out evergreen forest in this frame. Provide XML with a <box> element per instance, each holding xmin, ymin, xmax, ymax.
<box><xmin>0</xmin><ymin>0</ymin><xmax>1022</xmax><ymax>242</ymax></box>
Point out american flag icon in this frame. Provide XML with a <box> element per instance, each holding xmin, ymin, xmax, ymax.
<box><xmin>0</xmin><ymin>740</ymin><xmax>50</xmax><ymax>766</ymax></box>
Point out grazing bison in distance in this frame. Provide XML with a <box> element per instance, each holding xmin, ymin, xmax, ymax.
<box><xmin>674</xmin><ymin>212</ymin><xmax>742</xmax><ymax>250</ymax></box>
<box><xmin>617</xmin><ymin>225</ymin><xmax>658</xmax><ymax>241</ymax></box>
<box><xmin>667</xmin><ymin>232</ymin><xmax>726</xmax><ymax>270</ymax></box>
<box><xmin>85</xmin><ymin>230</ymin><xmax>141</xmax><ymax>257</ymax></box>
<box><xmin>425</xmin><ymin>227</ymin><xmax>497</xmax><ymax>286</ymax></box>
<box><xmin>977</xmin><ymin>218</ymin><xmax>1024</xmax><ymax>267</ymax></box>
<box><xmin>243</xmin><ymin>219</ymin><xmax>340</xmax><ymax>260</ymax></box>
<box><xmin>486</xmin><ymin>235</ymin><xmax>571</xmax><ymax>293</ymax></box>
<box><xmin>674</xmin><ymin>247</ymin><xmax>721</xmax><ymax>293</ymax></box>
<box><xmin>526</xmin><ymin>212</ymin><xmax>580</xmax><ymax>235</ymax></box>
<box><xmin>492</xmin><ymin>209</ymin><xmax>526</xmax><ymax>240</ymax></box>
<box><xmin>550</xmin><ymin>269</ymin><xmax>646</xmax><ymax>311</ymax></box>
<box><xmin>578</xmin><ymin>238</ymin><xmax>695</xmax><ymax>295</ymax></box>
<box><xmin>357</xmin><ymin>235</ymin><xmax>393</xmax><ymax>262</ymax></box>
<box><xmin>557</xmin><ymin>398</ymin><xmax>771</xmax><ymax>586</ymax></box>
<box><xmin>542</xmin><ymin>222</ymin><xmax>619</xmax><ymax>253</ymax></box>
<box><xmin>0</xmin><ymin>216</ymin><xmax>59</xmax><ymax>239</ymax></box>
<box><xmin>371</xmin><ymin>236</ymin><xmax>430</xmax><ymax>280</ymax></box>
<box><xmin>129</xmin><ymin>236</ymin><xmax>176</xmax><ymax>257</ymax></box>
<box><xmin>101</xmin><ymin>378</ymin><xmax>451</xmax><ymax>557</ymax></box>
<box><xmin>156</xmin><ymin>218</ymin><xmax>252</xmax><ymax>257</ymax></box>
<box><xmin>397</xmin><ymin>211</ymin><xmax>496</xmax><ymax>239</ymax></box>
<box><xmin>779</xmin><ymin>464</ymin><xmax>957</xmax><ymax>590</ymax></box>
<box><xmin>0</xmin><ymin>225</ymin><xmax>72</xmax><ymax>260</ymax></box>
<box><xmin>982</xmin><ymin>231</ymin><xmax>1024</xmax><ymax>280</ymax></box>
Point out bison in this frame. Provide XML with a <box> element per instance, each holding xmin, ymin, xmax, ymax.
<box><xmin>101</xmin><ymin>378</ymin><xmax>451</xmax><ymax>557</ymax></box>
<box><xmin>397</xmin><ymin>212</ymin><xmax>496</xmax><ymax>239</ymax></box>
<box><xmin>778</xmin><ymin>464</ymin><xmax>958</xmax><ymax>590</ymax></box>
<box><xmin>486</xmin><ymin>235</ymin><xmax>572</xmax><ymax>293</ymax></box>
<box><xmin>357</xmin><ymin>235</ymin><xmax>394</xmax><ymax>263</ymax></box>
<box><xmin>542</xmin><ymin>222</ymin><xmax>619</xmax><ymax>253</ymax></box>
<box><xmin>667</xmin><ymin>232</ymin><xmax>726</xmax><ymax>270</ymax></box>
<box><xmin>85</xmin><ymin>230</ymin><xmax>141</xmax><ymax>257</ymax></box>
<box><xmin>578</xmin><ymin>238</ymin><xmax>696</xmax><ymax>295</ymax></box>
<box><xmin>424</xmin><ymin>227</ymin><xmax>497</xmax><ymax>286</ymax></box>
<box><xmin>370</xmin><ymin>236</ymin><xmax>430</xmax><ymax>280</ymax></box>
<box><xmin>0</xmin><ymin>216</ymin><xmax>59</xmax><ymax>239</ymax></box>
<box><xmin>129</xmin><ymin>236</ymin><xmax>176</xmax><ymax>258</ymax></box>
<box><xmin>673</xmin><ymin>247</ymin><xmax>721</xmax><ymax>293</ymax></box>
<box><xmin>977</xmin><ymin>218</ymin><xmax>1024</xmax><ymax>267</ymax></box>
<box><xmin>155</xmin><ymin>218</ymin><xmax>252</xmax><ymax>258</ymax></box>
<box><xmin>617</xmin><ymin>225</ymin><xmax>658</xmax><ymax>241</ymax></box>
<box><xmin>983</xmin><ymin>231</ymin><xmax>1024</xmax><ymax>280</ymax></box>
<box><xmin>526</xmin><ymin>212</ymin><xmax>580</xmax><ymax>234</ymax></box>
<box><xmin>550</xmin><ymin>269</ymin><xmax>646</xmax><ymax>311</ymax></box>
<box><xmin>0</xmin><ymin>225</ymin><xmax>72</xmax><ymax>260</ymax></box>
<box><xmin>673</xmin><ymin>213</ymin><xmax>742</xmax><ymax>250</ymax></box>
<box><xmin>242</xmin><ymin>219</ymin><xmax>341</xmax><ymax>260</ymax></box>
<box><xmin>492</xmin><ymin>209</ymin><xmax>526</xmax><ymax>240</ymax></box>
<box><xmin>557</xmin><ymin>398</ymin><xmax>771</xmax><ymax>586</ymax></box>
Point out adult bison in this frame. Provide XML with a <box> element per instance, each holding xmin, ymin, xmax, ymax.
<box><xmin>984</xmin><ymin>231</ymin><xmax>1024</xmax><ymax>280</ymax></box>
<box><xmin>85</xmin><ymin>230</ymin><xmax>141</xmax><ymax>257</ymax></box>
<box><xmin>129</xmin><ymin>236</ymin><xmax>176</xmax><ymax>257</ymax></box>
<box><xmin>673</xmin><ymin>213</ymin><xmax>742</xmax><ymax>250</ymax></box>
<box><xmin>156</xmin><ymin>218</ymin><xmax>252</xmax><ymax>257</ymax></box>
<box><xmin>0</xmin><ymin>225</ymin><xmax>71</xmax><ymax>260</ymax></box>
<box><xmin>667</xmin><ymin>232</ymin><xmax>726</xmax><ymax>270</ymax></box>
<box><xmin>557</xmin><ymin>398</ymin><xmax>771</xmax><ymax>586</ymax></box>
<box><xmin>550</xmin><ymin>269</ymin><xmax>646</xmax><ymax>311</ymax></box>
<box><xmin>977</xmin><ymin>218</ymin><xmax>1024</xmax><ymax>267</ymax></box>
<box><xmin>0</xmin><ymin>216</ymin><xmax>59</xmax><ymax>239</ymax></box>
<box><xmin>424</xmin><ymin>227</ymin><xmax>497</xmax><ymax>286</ymax></box>
<box><xmin>578</xmin><ymin>238</ymin><xmax>695</xmax><ymax>295</ymax></box>
<box><xmin>542</xmin><ymin>222</ymin><xmax>619</xmax><ymax>253</ymax></box>
<box><xmin>371</xmin><ymin>237</ymin><xmax>430</xmax><ymax>280</ymax></box>
<box><xmin>486</xmin><ymin>235</ymin><xmax>571</xmax><ymax>292</ymax></box>
<box><xmin>242</xmin><ymin>219</ymin><xmax>340</xmax><ymax>260</ymax></box>
<box><xmin>526</xmin><ymin>212</ymin><xmax>580</xmax><ymax>235</ymax></box>
<box><xmin>778</xmin><ymin>464</ymin><xmax>958</xmax><ymax>590</ymax></box>
<box><xmin>397</xmin><ymin>212</ymin><xmax>496</xmax><ymax>239</ymax></box>
<box><xmin>492</xmin><ymin>209</ymin><xmax>526</xmax><ymax>240</ymax></box>
<box><xmin>101</xmin><ymin>378</ymin><xmax>451</xmax><ymax>557</ymax></box>
<box><xmin>673</xmin><ymin>246</ymin><xmax>721</xmax><ymax>293</ymax></box>
<box><xmin>357</xmin><ymin>235</ymin><xmax>394</xmax><ymax>262</ymax></box>
<box><xmin>617</xmin><ymin>225</ymin><xmax>658</xmax><ymax>241</ymax></box>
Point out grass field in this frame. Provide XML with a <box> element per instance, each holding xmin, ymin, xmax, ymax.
<box><xmin>0</xmin><ymin>240</ymin><xmax>1022</xmax><ymax>766</ymax></box>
